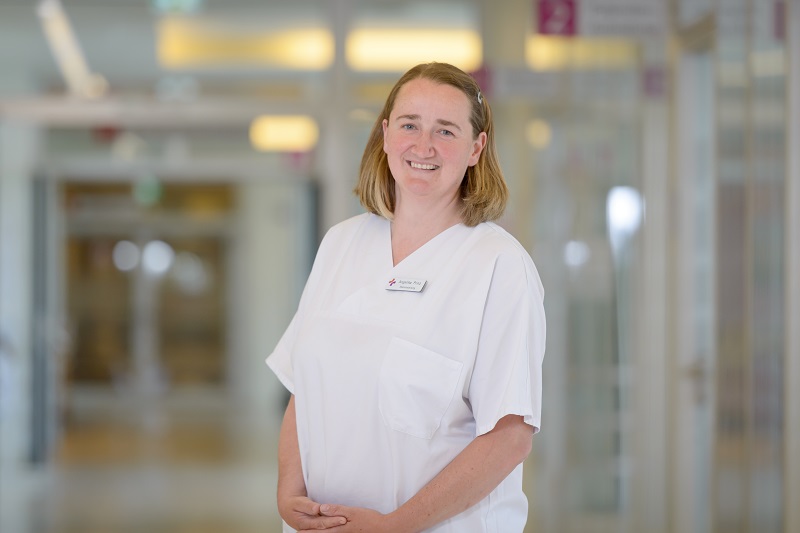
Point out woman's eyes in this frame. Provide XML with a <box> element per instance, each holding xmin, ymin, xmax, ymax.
<box><xmin>399</xmin><ymin>124</ymin><xmax>454</xmax><ymax>137</ymax></box>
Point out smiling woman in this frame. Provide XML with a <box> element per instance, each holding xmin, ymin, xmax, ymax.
<box><xmin>266</xmin><ymin>62</ymin><xmax>546</xmax><ymax>533</ymax></box>
<box><xmin>357</xmin><ymin>62</ymin><xmax>507</xmax><ymax>229</ymax></box>
<box><xmin>381</xmin><ymin>79</ymin><xmax>486</xmax><ymax>222</ymax></box>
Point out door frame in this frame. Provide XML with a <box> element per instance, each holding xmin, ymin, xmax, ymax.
<box><xmin>667</xmin><ymin>12</ymin><xmax>717</xmax><ymax>533</ymax></box>
<box><xmin>785</xmin><ymin>2</ymin><xmax>800</xmax><ymax>531</ymax></box>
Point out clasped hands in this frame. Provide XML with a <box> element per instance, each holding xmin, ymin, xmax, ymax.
<box><xmin>282</xmin><ymin>495</ymin><xmax>402</xmax><ymax>532</ymax></box>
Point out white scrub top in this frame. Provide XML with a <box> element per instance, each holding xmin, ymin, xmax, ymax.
<box><xmin>267</xmin><ymin>213</ymin><xmax>545</xmax><ymax>533</ymax></box>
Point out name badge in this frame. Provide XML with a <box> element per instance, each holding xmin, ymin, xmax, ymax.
<box><xmin>385</xmin><ymin>277</ymin><xmax>427</xmax><ymax>293</ymax></box>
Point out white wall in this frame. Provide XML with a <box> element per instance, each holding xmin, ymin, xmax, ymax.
<box><xmin>0</xmin><ymin>118</ymin><xmax>40</xmax><ymax>533</ymax></box>
<box><xmin>229</xmin><ymin>178</ymin><xmax>314</xmax><ymax>430</ymax></box>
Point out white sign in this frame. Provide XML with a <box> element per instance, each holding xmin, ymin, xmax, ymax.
<box><xmin>536</xmin><ymin>0</ymin><xmax>667</xmax><ymax>39</ymax></box>
<box><xmin>578</xmin><ymin>0</ymin><xmax>667</xmax><ymax>38</ymax></box>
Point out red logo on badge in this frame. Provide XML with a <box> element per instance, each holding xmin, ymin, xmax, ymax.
<box><xmin>388</xmin><ymin>278</ymin><xmax>396</xmax><ymax>286</ymax></box>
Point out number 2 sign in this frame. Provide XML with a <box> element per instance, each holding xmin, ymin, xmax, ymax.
<box><xmin>537</xmin><ymin>0</ymin><xmax>577</xmax><ymax>36</ymax></box>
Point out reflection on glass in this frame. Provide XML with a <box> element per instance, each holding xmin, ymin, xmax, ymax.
<box><xmin>563</xmin><ymin>240</ymin><xmax>590</xmax><ymax>270</ymax></box>
<box><xmin>170</xmin><ymin>251</ymin><xmax>210</xmax><ymax>296</ymax></box>
<box><xmin>112</xmin><ymin>240</ymin><xmax>139</xmax><ymax>272</ymax></box>
<box><xmin>606</xmin><ymin>186</ymin><xmax>643</xmax><ymax>254</ymax></box>
<box><xmin>142</xmin><ymin>240</ymin><xmax>175</xmax><ymax>277</ymax></box>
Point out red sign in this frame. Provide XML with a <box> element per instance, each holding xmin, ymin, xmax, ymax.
<box><xmin>775</xmin><ymin>1</ymin><xmax>785</xmax><ymax>41</ymax></box>
<box><xmin>469</xmin><ymin>65</ymin><xmax>493</xmax><ymax>99</ymax></box>
<box><xmin>537</xmin><ymin>0</ymin><xmax>577</xmax><ymax>36</ymax></box>
<box><xmin>642</xmin><ymin>66</ymin><xmax>667</xmax><ymax>99</ymax></box>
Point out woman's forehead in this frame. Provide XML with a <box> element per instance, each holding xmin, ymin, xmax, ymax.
<box><xmin>390</xmin><ymin>79</ymin><xmax>471</xmax><ymax>119</ymax></box>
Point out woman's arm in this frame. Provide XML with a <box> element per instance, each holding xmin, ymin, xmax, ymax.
<box><xmin>278</xmin><ymin>395</ymin><xmax>347</xmax><ymax>530</ymax></box>
<box><xmin>312</xmin><ymin>414</ymin><xmax>533</xmax><ymax>533</ymax></box>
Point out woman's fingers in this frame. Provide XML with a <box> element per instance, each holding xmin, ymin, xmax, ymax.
<box><xmin>293</xmin><ymin>496</ymin><xmax>321</xmax><ymax>516</ymax></box>
<box><xmin>297</xmin><ymin>514</ymin><xmax>347</xmax><ymax>530</ymax></box>
<box><xmin>318</xmin><ymin>504</ymin><xmax>347</xmax><ymax>517</ymax></box>
<box><xmin>290</xmin><ymin>497</ymin><xmax>347</xmax><ymax>530</ymax></box>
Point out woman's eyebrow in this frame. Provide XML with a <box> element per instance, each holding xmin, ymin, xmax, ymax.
<box><xmin>436</xmin><ymin>119</ymin><xmax>462</xmax><ymax>131</ymax></box>
<box><xmin>396</xmin><ymin>113</ymin><xmax>420</xmax><ymax>121</ymax></box>
<box><xmin>395</xmin><ymin>114</ymin><xmax>462</xmax><ymax>132</ymax></box>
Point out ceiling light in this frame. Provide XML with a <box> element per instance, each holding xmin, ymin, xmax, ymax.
<box><xmin>249</xmin><ymin>115</ymin><xmax>319</xmax><ymax>152</ymax></box>
<box><xmin>158</xmin><ymin>19</ymin><xmax>333</xmax><ymax>70</ymax></box>
<box><xmin>347</xmin><ymin>28</ymin><xmax>482</xmax><ymax>72</ymax></box>
<box><xmin>526</xmin><ymin>119</ymin><xmax>552</xmax><ymax>149</ymax></box>
<box><xmin>526</xmin><ymin>35</ymin><xmax>639</xmax><ymax>71</ymax></box>
<box><xmin>37</xmin><ymin>0</ymin><xmax>108</xmax><ymax>98</ymax></box>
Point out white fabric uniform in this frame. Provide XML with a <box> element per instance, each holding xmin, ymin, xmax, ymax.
<box><xmin>267</xmin><ymin>213</ymin><xmax>546</xmax><ymax>533</ymax></box>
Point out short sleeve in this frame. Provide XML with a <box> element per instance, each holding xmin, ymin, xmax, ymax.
<box><xmin>266</xmin><ymin>307</ymin><xmax>301</xmax><ymax>393</ymax></box>
<box><xmin>468</xmin><ymin>252</ymin><xmax>546</xmax><ymax>436</ymax></box>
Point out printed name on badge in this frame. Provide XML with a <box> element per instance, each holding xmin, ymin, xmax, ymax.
<box><xmin>385</xmin><ymin>277</ymin><xmax>427</xmax><ymax>293</ymax></box>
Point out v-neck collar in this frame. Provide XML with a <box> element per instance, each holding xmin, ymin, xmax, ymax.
<box><xmin>384</xmin><ymin>217</ymin><xmax>466</xmax><ymax>270</ymax></box>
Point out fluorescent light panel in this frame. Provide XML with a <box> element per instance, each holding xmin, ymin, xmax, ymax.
<box><xmin>526</xmin><ymin>36</ymin><xmax>639</xmax><ymax>71</ymax></box>
<box><xmin>159</xmin><ymin>20</ymin><xmax>482</xmax><ymax>73</ymax></box>
<box><xmin>347</xmin><ymin>28</ymin><xmax>482</xmax><ymax>72</ymax></box>
<box><xmin>250</xmin><ymin>115</ymin><xmax>319</xmax><ymax>152</ymax></box>
<box><xmin>158</xmin><ymin>18</ymin><xmax>334</xmax><ymax>70</ymax></box>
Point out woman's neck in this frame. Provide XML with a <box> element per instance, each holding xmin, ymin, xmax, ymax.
<box><xmin>390</xmin><ymin>197</ymin><xmax>463</xmax><ymax>266</ymax></box>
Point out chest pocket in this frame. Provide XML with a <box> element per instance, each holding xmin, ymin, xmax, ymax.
<box><xmin>378</xmin><ymin>337</ymin><xmax>463</xmax><ymax>440</ymax></box>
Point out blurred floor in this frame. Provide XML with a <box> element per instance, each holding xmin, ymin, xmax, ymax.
<box><xmin>5</xmin><ymin>387</ymin><xmax>284</xmax><ymax>533</ymax></box>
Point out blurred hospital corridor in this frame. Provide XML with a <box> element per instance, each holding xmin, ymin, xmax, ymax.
<box><xmin>2</xmin><ymin>0</ymin><xmax>800</xmax><ymax>532</ymax></box>
<box><xmin>8</xmin><ymin>387</ymin><xmax>284</xmax><ymax>533</ymax></box>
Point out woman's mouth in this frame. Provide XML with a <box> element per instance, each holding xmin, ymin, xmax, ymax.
<box><xmin>408</xmin><ymin>161</ymin><xmax>440</xmax><ymax>170</ymax></box>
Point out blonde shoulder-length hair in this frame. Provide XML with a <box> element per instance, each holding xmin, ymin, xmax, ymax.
<box><xmin>354</xmin><ymin>62</ymin><xmax>508</xmax><ymax>227</ymax></box>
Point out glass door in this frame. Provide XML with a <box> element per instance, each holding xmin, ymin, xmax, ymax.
<box><xmin>61</xmin><ymin>182</ymin><xmax>234</xmax><ymax>434</ymax></box>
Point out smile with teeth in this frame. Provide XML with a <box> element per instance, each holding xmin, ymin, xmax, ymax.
<box><xmin>409</xmin><ymin>161</ymin><xmax>440</xmax><ymax>170</ymax></box>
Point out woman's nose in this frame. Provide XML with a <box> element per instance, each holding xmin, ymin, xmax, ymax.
<box><xmin>413</xmin><ymin>130</ymin><xmax>435</xmax><ymax>156</ymax></box>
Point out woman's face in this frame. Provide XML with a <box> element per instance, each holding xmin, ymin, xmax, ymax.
<box><xmin>382</xmin><ymin>78</ymin><xmax>486</xmax><ymax>209</ymax></box>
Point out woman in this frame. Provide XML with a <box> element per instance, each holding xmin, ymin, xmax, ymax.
<box><xmin>266</xmin><ymin>62</ymin><xmax>546</xmax><ymax>532</ymax></box>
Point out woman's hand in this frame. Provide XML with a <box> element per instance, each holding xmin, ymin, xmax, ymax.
<box><xmin>299</xmin><ymin>504</ymin><xmax>395</xmax><ymax>533</ymax></box>
<box><xmin>277</xmin><ymin>396</ymin><xmax>347</xmax><ymax>530</ymax></box>
<box><xmin>298</xmin><ymin>415</ymin><xmax>532</xmax><ymax>532</ymax></box>
<box><xmin>280</xmin><ymin>496</ymin><xmax>348</xmax><ymax>531</ymax></box>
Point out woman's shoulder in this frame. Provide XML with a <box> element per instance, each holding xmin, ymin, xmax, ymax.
<box><xmin>314</xmin><ymin>212</ymin><xmax>385</xmax><ymax>262</ymax></box>
<box><xmin>469</xmin><ymin>222</ymin><xmax>544</xmax><ymax>294</ymax></box>
<box><xmin>469</xmin><ymin>221</ymin><xmax>532</xmax><ymax>259</ymax></box>
<box><xmin>322</xmin><ymin>212</ymin><xmax>382</xmax><ymax>243</ymax></box>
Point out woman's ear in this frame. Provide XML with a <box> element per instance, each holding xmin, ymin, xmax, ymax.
<box><xmin>468</xmin><ymin>131</ymin><xmax>488</xmax><ymax>166</ymax></box>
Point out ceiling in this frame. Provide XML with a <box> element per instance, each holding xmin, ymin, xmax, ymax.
<box><xmin>0</xmin><ymin>0</ymin><xmax>656</xmax><ymax>138</ymax></box>
<box><xmin>0</xmin><ymin>0</ymin><xmax>481</xmax><ymax>99</ymax></box>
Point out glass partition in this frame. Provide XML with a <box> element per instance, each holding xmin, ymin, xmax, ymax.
<box><xmin>522</xmin><ymin>63</ymin><xmax>645</xmax><ymax>532</ymax></box>
<box><xmin>714</xmin><ymin>0</ymin><xmax>786</xmax><ymax>530</ymax></box>
<box><xmin>744</xmin><ymin>0</ymin><xmax>785</xmax><ymax>530</ymax></box>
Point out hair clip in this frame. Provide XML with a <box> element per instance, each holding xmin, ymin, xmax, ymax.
<box><xmin>477</xmin><ymin>90</ymin><xmax>483</xmax><ymax>105</ymax></box>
